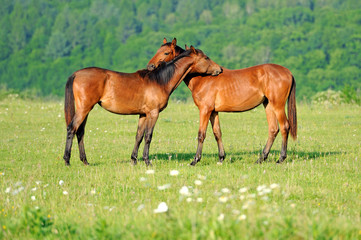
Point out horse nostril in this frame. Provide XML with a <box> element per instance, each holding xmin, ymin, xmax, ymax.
<box><xmin>147</xmin><ymin>64</ymin><xmax>155</xmax><ymax>71</ymax></box>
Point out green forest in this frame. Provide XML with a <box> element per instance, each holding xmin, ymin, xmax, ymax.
<box><xmin>0</xmin><ymin>0</ymin><xmax>360</xmax><ymax>101</ymax></box>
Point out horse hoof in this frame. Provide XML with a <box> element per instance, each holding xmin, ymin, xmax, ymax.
<box><xmin>65</xmin><ymin>162</ymin><xmax>70</xmax><ymax>166</ymax></box>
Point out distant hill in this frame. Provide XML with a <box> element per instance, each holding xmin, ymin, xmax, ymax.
<box><xmin>0</xmin><ymin>0</ymin><xmax>360</xmax><ymax>100</ymax></box>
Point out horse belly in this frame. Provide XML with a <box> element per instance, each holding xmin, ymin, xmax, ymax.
<box><xmin>100</xmin><ymin>93</ymin><xmax>142</xmax><ymax>115</ymax></box>
<box><xmin>215</xmin><ymin>93</ymin><xmax>264</xmax><ymax>112</ymax></box>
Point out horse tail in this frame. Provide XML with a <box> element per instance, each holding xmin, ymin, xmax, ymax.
<box><xmin>64</xmin><ymin>74</ymin><xmax>75</xmax><ymax>126</ymax></box>
<box><xmin>288</xmin><ymin>76</ymin><xmax>297</xmax><ymax>140</ymax></box>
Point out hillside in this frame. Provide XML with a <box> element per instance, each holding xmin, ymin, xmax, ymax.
<box><xmin>0</xmin><ymin>0</ymin><xmax>360</xmax><ymax>100</ymax></box>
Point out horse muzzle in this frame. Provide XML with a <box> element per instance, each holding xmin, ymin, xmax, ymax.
<box><xmin>147</xmin><ymin>64</ymin><xmax>155</xmax><ymax>71</ymax></box>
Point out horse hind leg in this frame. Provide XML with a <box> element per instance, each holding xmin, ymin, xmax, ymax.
<box><xmin>63</xmin><ymin>109</ymin><xmax>91</xmax><ymax>166</ymax></box>
<box><xmin>76</xmin><ymin>115</ymin><xmax>89</xmax><ymax>165</ymax></box>
<box><xmin>274</xmin><ymin>108</ymin><xmax>290</xmax><ymax>163</ymax></box>
<box><xmin>210</xmin><ymin>111</ymin><xmax>225</xmax><ymax>163</ymax></box>
<box><xmin>256</xmin><ymin>102</ymin><xmax>279</xmax><ymax>164</ymax></box>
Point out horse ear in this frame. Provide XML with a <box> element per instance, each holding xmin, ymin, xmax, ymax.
<box><xmin>171</xmin><ymin>38</ymin><xmax>177</xmax><ymax>46</ymax></box>
<box><xmin>185</xmin><ymin>44</ymin><xmax>190</xmax><ymax>50</ymax></box>
<box><xmin>163</xmin><ymin>38</ymin><xmax>167</xmax><ymax>44</ymax></box>
<box><xmin>190</xmin><ymin>45</ymin><xmax>197</xmax><ymax>54</ymax></box>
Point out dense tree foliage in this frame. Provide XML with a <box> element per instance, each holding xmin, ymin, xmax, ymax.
<box><xmin>0</xmin><ymin>0</ymin><xmax>360</xmax><ymax>100</ymax></box>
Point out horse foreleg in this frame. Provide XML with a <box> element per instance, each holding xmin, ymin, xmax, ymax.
<box><xmin>131</xmin><ymin>115</ymin><xmax>146</xmax><ymax>165</ymax></box>
<box><xmin>210</xmin><ymin>111</ymin><xmax>225</xmax><ymax>163</ymax></box>
<box><xmin>76</xmin><ymin>115</ymin><xmax>89</xmax><ymax>165</ymax></box>
<box><xmin>190</xmin><ymin>110</ymin><xmax>212</xmax><ymax>166</ymax></box>
<box><xmin>256</xmin><ymin>103</ymin><xmax>279</xmax><ymax>164</ymax></box>
<box><xmin>275</xmin><ymin>109</ymin><xmax>290</xmax><ymax>163</ymax></box>
<box><xmin>142</xmin><ymin>111</ymin><xmax>159</xmax><ymax>166</ymax></box>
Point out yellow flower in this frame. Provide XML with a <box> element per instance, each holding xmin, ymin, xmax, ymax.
<box><xmin>2</xmin><ymin>225</ymin><xmax>6</xmax><ymax>230</ymax></box>
<box><xmin>48</xmin><ymin>214</ymin><xmax>51</xmax><ymax>218</ymax></box>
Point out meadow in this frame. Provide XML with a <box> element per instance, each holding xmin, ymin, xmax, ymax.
<box><xmin>0</xmin><ymin>94</ymin><xmax>360</xmax><ymax>239</ymax></box>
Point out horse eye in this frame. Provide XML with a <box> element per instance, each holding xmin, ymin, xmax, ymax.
<box><xmin>205</xmin><ymin>57</ymin><xmax>209</xmax><ymax>60</ymax></box>
<box><xmin>164</xmin><ymin>52</ymin><xmax>170</xmax><ymax>55</ymax></box>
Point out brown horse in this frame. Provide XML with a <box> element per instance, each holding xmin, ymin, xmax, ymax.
<box><xmin>147</xmin><ymin>38</ymin><xmax>297</xmax><ymax>165</ymax></box>
<box><xmin>63</xmin><ymin>46</ymin><xmax>221</xmax><ymax>166</ymax></box>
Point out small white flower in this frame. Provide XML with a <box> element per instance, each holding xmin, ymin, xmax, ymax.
<box><xmin>154</xmin><ymin>202</ymin><xmax>168</xmax><ymax>213</ymax></box>
<box><xmin>263</xmin><ymin>188</ymin><xmax>272</xmax><ymax>194</ymax></box>
<box><xmin>35</xmin><ymin>181</ymin><xmax>41</xmax><ymax>185</ymax></box>
<box><xmin>217</xmin><ymin>162</ymin><xmax>223</xmax><ymax>165</ymax></box>
<box><xmin>219</xmin><ymin>196</ymin><xmax>228</xmax><ymax>203</ymax></box>
<box><xmin>217</xmin><ymin>213</ymin><xmax>225</xmax><ymax>221</ymax></box>
<box><xmin>109</xmin><ymin>206</ymin><xmax>115</xmax><ymax>212</ymax></box>
<box><xmin>290</xmin><ymin>203</ymin><xmax>296</xmax><ymax>208</ymax></box>
<box><xmin>63</xmin><ymin>191</ymin><xmax>68</xmax><ymax>195</ymax></box>
<box><xmin>145</xmin><ymin>169</ymin><xmax>155</xmax><ymax>175</ymax></box>
<box><xmin>240</xmin><ymin>195</ymin><xmax>245</xmax><ymax>200</ymax></box>
<box><xmin>139</xmin><ymin>177</ymin><xmax>147</xmax><ymax>182</ymax></box>
<box><xmin>270</xmin><ymin>183</ymin><xmax>280</xmax><ymax>189</ymax></box>
<box><xmin>59</xmin><ymin>180</ymin><xmax>64</xmax><ymax>186</ymax></box>
<box><xmin>44</xmin><ymin>184</ymin><xmax>49</xmax><ymax>188</ymax></box>
<box><xmin>221</xmin><ymin>188</ymin><xmax>230</xmax><ymax>194</ymax></box>
<box><xmin>157</xmin><ymin>184</ymin><xmax>171</xmax><ymax>190</ymax></box>
<box><xmin>196</xmin><ymin>198</ymin><xmax>203</xmax><ymax>203</ymax></box>
<box><xmin>5</xmin><ymin>187</ymin><xmax>11</xmax><ymax>193</ymax></box>
<box><xmin>169</xmin><ymin>170</ymin><xmax>179</xmax><ymax>176</ymax></box>
<box><xmin>90</xmin><ymin>189</ymin><xmax>96</xmax><ymax>195</ymax></box>
<box><xmin>31</xmin><ymin>196</ymin><xmax>36</xmax><ymax>201</ymax></box>
<box><xmin>179</xmin><ymin>186</ymin><xmax>190</xmax><ymax>196</ymax></box>
<box><xmin>197</xmin><ymin>174</ymin><xmax>206</xmax><ymax>180</ymax></box>
<box><xmin>238</xmin><ymin>214</ymin><xmax>247</xmax><ymax>221</ymax></box>
<box><xmin>137</xmin><ymin>204</ymin><xmax>145</xmax><ymax>212</ymax></box>
<box><xmin>31</xmin><ymin>187</ymin><xmax>37</xmax><ymax>191</ymax></box>
<box><xmin>239</xmin><ymin>187</ymin><xmax>248</xmax><ymax>193</ymax></box>
<box><xmin>186</xmin><ymin>197</ymin><xmax>192</xmax><ymax>203</ymax></box>
<box><xmin>257</xmin><ymin>185</ymin><xmax>266</xmax><ymax>192</ymax></box>
<box><xmin>232</xmin><ymin>209</ymin><xmax>241</xmax><ymax>215</ymax></box>
<box><xmin>194</xmin><ymin>180</ymin><xmax>202</xmax><ymax>186</ymax></box>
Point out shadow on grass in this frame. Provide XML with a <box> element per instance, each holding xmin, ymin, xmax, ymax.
<box><xmin>149</xmin><ymin>150</ymin><xmax>342</xmax><ymax>163</ymax></box>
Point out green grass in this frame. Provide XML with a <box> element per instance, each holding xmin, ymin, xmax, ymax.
<box><xmin>1</xmin><ymin>94</ymin><xmax>360</xmax><ymax>239</ymax></box>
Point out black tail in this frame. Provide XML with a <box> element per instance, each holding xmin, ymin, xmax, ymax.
<box><xmin>64</xmin><ymin>75</ymin><xmax>75</xmax><ymax>126</ymax></box>
<box><xmin>288</xmin><ymin>76</ymin><xmax>297</xmax><ymax>140</ymax></box>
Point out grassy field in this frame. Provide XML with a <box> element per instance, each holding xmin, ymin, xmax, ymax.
<box><xmin>0</xmin><ymin>95</ymin><xmax>360</xmax><ymax>239</ymax></box>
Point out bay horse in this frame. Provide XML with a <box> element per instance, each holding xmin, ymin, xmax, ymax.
<box><xmin>63</xmin><ymin>46</ymin><xmax>221</xmax><ymax>166</ymax></box>
<box><xmin>147</xmin><ymin>38</ymin><xmax>297</xmax><ymax>165</ymax></box>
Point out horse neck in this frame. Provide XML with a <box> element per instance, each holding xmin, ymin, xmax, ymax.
<box><xmin>164</xmin><ymin>56</ymin><xmax>194</xmax><ymax>95</ymax></box>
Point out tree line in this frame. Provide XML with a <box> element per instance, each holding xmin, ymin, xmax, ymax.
<box><xmin>0</xmin><ymin>0</ymin><xmax>360</xmax><ymax>101</ymax></box>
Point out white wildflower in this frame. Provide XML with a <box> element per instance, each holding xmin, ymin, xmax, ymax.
<box><xmin>238</xmin><ymin>214</ymin><xmax>247</xmax><ymax>221</ymax></box>
<box><xmin>219</xmin><ymin>196</ymin><xmax>228</xmax><ymax>203</ymax></box>
<box><xmin>257</xmin><ymin>185</ymin><xmax>266</xmax><ymax>192</ymax></box>
<box><xmin>221</xmin><ymin>188</ymin><xmax>230</xmax><ymax>194</ymax></box>
<box><xmin>5</xmin><ymin>187</ymin><xmax>11</xmax><ymax>193</ymax></box>
<box><xmin>139</xmin><ymin>177</ymin><xmax>147</xmax><ymax>182</ymax></box>
<box><xmin>217</xmin><ymin>213</ymin><xmax>225</xmax><ymax>221</ymax></box>
<box><xmin>270</xmin><ymin>183</ymin><xmax>280</xmax><ymax>189</ymax></box>
<box><xmin>179</xmin><ymin>186</ymin><xmax>190</xmax><ymax>196</ymax></box>
<box><xmin>194</xmin><ymin>180</ymin><xmax>202</xmax><ymax>186</ymax></box>
<box><xmin>137</xmin><ymin>204</ymin><xmax>145</xmax><ymax>212</ymax></box>
<box><xmin>63</xmin><ymin>191</ymin><xmax>68</xmax><ymax>195</ymax></box>
<box><xmin>157</xmin><ymin>184</ymin><xmax>171</xmax><ymax>190</ymax></box>
<box><xmin>31</xmin><ymin>196</ymin><xmax>36</xmax><ymax>201</ymax></box>
<box><xmin>35</xmin><ymin>181</ymin><xmax>41</xmax><ymax>185</ymax></box>
<box><xmin>90</xmin><ymin>189</ymin><xmax>96</xmax><ymax>195</ymax></box>
<box><xmin>186</xmin><ymin>197</ymin><xmax>192</xmax><ymax>203</ymax></box>
<box><xmin>154</xmin><ymin>202</ymin><xmax>168</xmax><ymax>213</ymax></box>
<box><xmin>31</xmin><ymin>187</ymin><xmax>37</xmax><ymax>191</ymax></box>
<box><xmin>196</xmin><ymin>198</ymin><xmax>203</xmax><ymax>203</ymax></box>
<box><xmin>145</xmin><ymin>169</ymin><xmax>155</xmax><ymax>175</ymax></box>
<box><xmin>197</xmin><ymin>174</ymin><xmax>206</xmax><ymax>180</ymax></box>
<box><xmin>169</xmin><ymin>170</ymin><xmax>179</xmax><ymax>176</ymax></box>
<box><xmin>59</xmin><ymin>180</ymin><xmax>64</xmax><ymax>186</ymax></box>
<box><xmin>239</xmin><ymin>187</ymin><xmax>248</xmax><ymax>193</ymax></box>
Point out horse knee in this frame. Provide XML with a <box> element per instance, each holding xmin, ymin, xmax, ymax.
<box><xmin>269</xmin><ymin>127</ymin><xmax>279</xmax><ymax>137</ymax></box>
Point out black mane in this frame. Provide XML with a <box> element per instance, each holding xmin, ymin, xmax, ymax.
<box><xmin>146</xmin><ymin>49</ymin><xmax>192</xmax><ymax>85</ymax></box>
